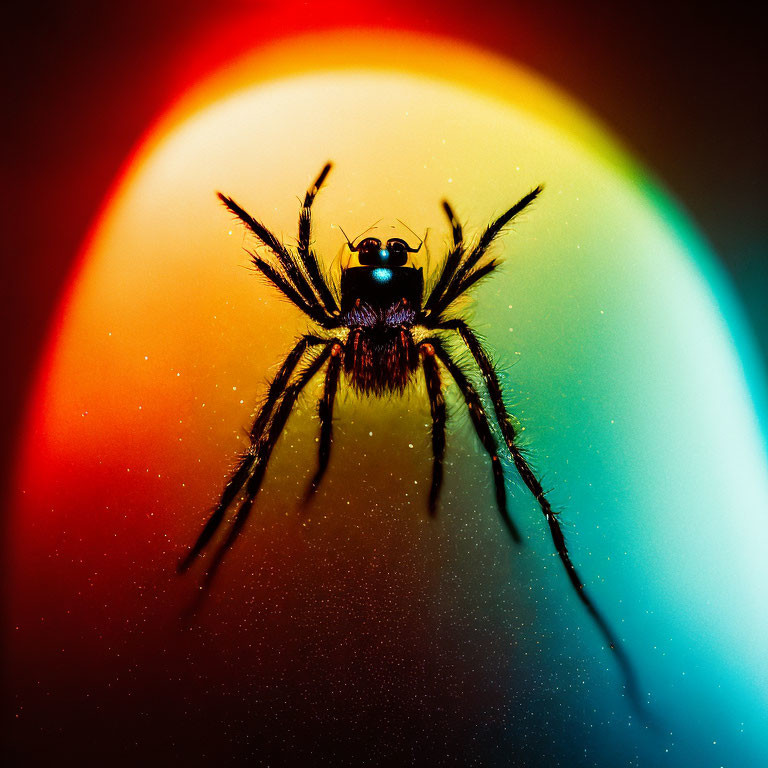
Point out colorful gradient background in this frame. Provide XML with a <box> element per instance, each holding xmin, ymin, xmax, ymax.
<box><xmin>4</xmin><ymin>3</ymin><xmax>767</xmax><ymax>767</ymax></box>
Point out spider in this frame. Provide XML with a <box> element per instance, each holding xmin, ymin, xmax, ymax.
<box><xmin>179</xmin><ymin>162</ymin><xmax>640</xmax><ymax>706</ymax></box>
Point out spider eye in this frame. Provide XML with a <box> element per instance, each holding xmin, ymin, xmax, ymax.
<box><xmin>385</xmin><ymin>238</ymin><xmax>410</xmax><ymax>266</ymax></box>
<box><xmin>356</xmin><ymin>238</ymin><xmax>382</xmax><ymax>265</ymax></box>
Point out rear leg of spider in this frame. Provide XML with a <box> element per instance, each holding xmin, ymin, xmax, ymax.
<box><xmin>428</xmin><ymin>339</ymin><xmax>522</xmax><ymax>542</ymax></box>
<box><xmin>178</xmin><ymin>335</ymin><xmax>326</xmax><ymax>576</ymax></box>
<box><xmin>510</xmin><ymin>435</ymin><xmax>649</xmax><ymax>718</ymax></box>
<box><xmin>420</xmin><ymin>342</ymin><xmax>446</xmax><ymax>516</ymax></box>
<box><xmin>198</xmin><ymin>345</ymin><xmax>334</xmax><ymax>592</ymax></box>
<box><xmin>304</xmin><ymin>342</ymin><xmax>343</xmax><ymax>502</ymax></box>
<box><xmin>444</xmin><ymin>318</ymin><xmax>648</xmax><ymax>717</ymax></box>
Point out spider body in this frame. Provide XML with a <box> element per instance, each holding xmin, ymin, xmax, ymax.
<box><xmin>340</xmin><ymin>265</ymin><xmax>423</xmax><ymax>394</ymax></box>
<box><xmin>179</xmin><ymin>162</ymin><xmax>642</xmax><ymax>709</ymax></box>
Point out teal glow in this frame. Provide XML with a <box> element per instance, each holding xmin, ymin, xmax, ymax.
<box><xmin>379</xmin><ymin>248</ymin><xmax>390</xmax><ymax>261</ymax></box>
<box><xmin>372</xmin><ymin>267</ymin><xmax>392</xmax><ymax>282</ymax></box>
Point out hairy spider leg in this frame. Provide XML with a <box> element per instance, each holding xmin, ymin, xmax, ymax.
<box><xmin>429</xmin><ymin>339</ymin><xmax>523</xmax><ymax>543</ymax></box>
<box><xmin>298</xmin><ymin>163</ymin><xmax>340</xmax><ymax>314</ymax></box>
<box><xmin>242</xmin><ymin>248</ymin><xmax>329</xmax><ymax>326</ymax></box>
<box><xmin>439</xmin><ymin>258</ymin><xmax>501</xmax><ymax>310</ymax></box>
<box><xmin>219</xmin><ymin>193</ymin><xmax>327</xmax><ymax>315</ymax></box>
<box><xmin>250</xmin><ymin>335</ymin><xmax>328</xmax><ymax>440</ymax></box>
<box><xmin>442</xmin><ymin>318</ymin><xmax>645</xmax><ymax>713</ymax></box>
<box><xmin>178</xmin><ymin>335</ymin><xmax>326</xmax><ymax>573</ymax></box>
<box><xmin>420</xmin><ymin>343</ymin><xmax>447</xmax><ymax>515</ymax></box>
<box><xmin>451</xmin><ymin>186</ymin><xmax>542</xmax><ymax>291</ymax></box>
<box><xmin>200</xmin><ymin>344</ymin><xmax>335</xmax><ymax>589</ymax></box>
<box><xmin>443</xmin><ymin>200</ymin><xmax>464</xmax><ymax>248</ymax></box>
<box><xmin>218</xmin><ymin>192</ymin><xmax>336</xmax><ymax>327</ymax></box>
<box><xmin>423</xmin><ymin>188</ymin><xmax>542</xmax><ymax>319</ymax></box>
<box><xmin>423</xmin><ymin>201</ymin><xmax>465</xmax><ymax>314</ymax></box>
<box><xmin>304</xmin><ymin>342</ymin><xmax>344</xmax><ymax>499</ymax></box>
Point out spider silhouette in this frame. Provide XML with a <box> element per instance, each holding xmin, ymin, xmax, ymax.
<box><xmin>179</xmin><ymin>162</ymin><xmax>641</xmax><ymax>705</ymax></box>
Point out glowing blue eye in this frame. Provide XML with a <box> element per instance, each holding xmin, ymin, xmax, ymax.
<box><xmin>372</xmin><ymin>268</ymin><xmax>392</xmax><ymax>283</ymax></box>
<box><xmin>379</xmin><ymin>248</ymin><xmax>389</xmax><ymax>261</ymax></box>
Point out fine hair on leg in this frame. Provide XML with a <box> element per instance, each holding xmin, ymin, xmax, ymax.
<box><xmin>218</xmin><ymin>192</ymin><xmax>335</xmax><ymax>325</ymax></box>
<box><xmin>423</xmin><ymin>200</ymin><xmax>465</xmax><ymax>314</ymax></box>
<box><xmin>441</xmin><ymin>318</ymin><xmax>648</xmax><ymax>715</ymax></box>
<box><xmin>420</xmin><ymin>342</ymin><xmax>447</xmax><ymax>516</ymax></box>
<box><xmin>423</xmin><ymin>187</ymin><xmax>542</xmax><ymax>318</ymax></box>
<box><xmin>200</xmin><ymin>344</ymin><xmax>334</xmax><ymax>590</ymax></box>
<box><xmin>429</xmin><ymin>338</ymin><xmax>523</xmax><ymax>543</ymax></box>
<box><xmin>178</xmin><ymin>335</ymin><xmax>324</xmax><ymax>573</ymax></box>
<box><xmin>297</xmin><ymin>163</ymin><xmax>339</xmax><ymax>313</ymax></box>
<box><xmin>304</xmin><ymin>342</ymin><xmax>343</xmax><ymax>500</ymax></box>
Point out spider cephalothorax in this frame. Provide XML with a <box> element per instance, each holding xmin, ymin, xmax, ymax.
<box><xmin>179</xmin><ymin>162</ymin><xmax>642</xmax><ymax>708</ymax></box>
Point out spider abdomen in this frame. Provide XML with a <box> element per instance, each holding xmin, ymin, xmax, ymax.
<box><xmin>344</xmin><ymin>326</ymin><xmax>419</xmax><ymax>395</ymax></box>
